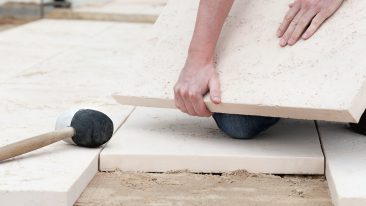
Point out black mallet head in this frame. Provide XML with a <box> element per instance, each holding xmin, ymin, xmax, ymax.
<box><xmin>55</xmin><ymin>109</ymin><xmax>114</xmax><ymax>148</ymax></box>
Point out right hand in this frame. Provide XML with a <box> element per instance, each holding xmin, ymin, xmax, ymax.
<box><xmin>174</xmin><ymin>57</ymin><xmax>221</xmax><ymax>117</ymax></box>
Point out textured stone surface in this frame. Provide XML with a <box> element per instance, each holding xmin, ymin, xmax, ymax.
<box><xmin>100</xmin><ymin>107</ymin><xmax>324</xmax><ymax>174</ymax></box>
<box><xmin>75</xmin><ymin>0</ymin><xmax>166</xmax><ymax>15</ymax></box>
<box><xmin>318</xmin><ymin>122</ymin><xmax>366</xmax><ymax>206</ymax></box>
<box><xmin>113</xmin><ymin>0</ymin><xmax>366</xmax><ymax>123</ymax></box>
<box><xmin>0</xmin><ymin>19</ymin><xmax>150</xmax><ymax>206</ymax></box>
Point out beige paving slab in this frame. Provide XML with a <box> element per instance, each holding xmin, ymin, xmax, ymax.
<box><xmin>0</xmin><ymin>19</ymin><xmax>114</xmax><ymax>47</ymax></box>
<box><xmin>0</xmin><ymin>84</ymin><xmax>133</xmax><ymax>206</ymax></box>
<box><xmin>47</xmin><ymin>0</ymin><xmax>167</xmax><ymax>23</ymax></box>
<box><xmin>100</xmin><ymin>107</ymin><xmax>324</xmax><ymax>174</ymax></box>
<box><xmin>317</xmin><ymin>122</ymin><xmax>366</xmax><ymax>206</ymax></box>
<box><xmin>0</xmin><ymin>19</ymin><xmax>115</xmax><ymax>82</ymax></box>
<box><xmin>75</xmin><ymin>0</ymin><xmax>166</xmax><ymax>15</ymax></box>
<box><xmin>113</xmin><ymin>0</ymin><xmax>366</xmax><ymax>123</ymax></box>
<box><xmin>4</xmin><ymin>23</ymin><xmax>153</xmax><ymax>93</ymax></box>
<box><xmin>0</xmin><ymin>19</ymin><xmax>151</xmax><ymax>206</ymax></box>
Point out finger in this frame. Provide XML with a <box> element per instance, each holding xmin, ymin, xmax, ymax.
<box><xmin>182</xmin><ymin>92</ymin><xmax>197</xmax><ymax>116</ymax></box>
<box><xmin>302</xmin><ymin>11</ymin><xmax>328</xmax><ymax>40</ymax></box>
<box><xmin>190</xmin><ymin>94</ymin><xmax>211</xmax><ymax>117</ymax></box>
<box><xmin>174</xmin><ymin>88</ymin><xmax>188</xmax><ymax>113</ymax></box>
<box><xmin>277</xmin><ymin>2</ymin><xmax>300</xmax><ymax>37</ymax></box>
<box><xmin>287</xmin><ymin>9</ymin><xmax>317</xmax><ymax>45</ymax></box>
<box><xmin>209</xmin><ymin>75</ymin><xmax>221</xmax><ymax>104</ymax></box>
<box><xmin>289</xmin><ymin>2</ymin><xmax>295</xmax><ymax>8</ymax></box>
<box><xmin>279</xmin><ymin>9</ymin><xmax>305</xmax><ymax>47</ymax></box>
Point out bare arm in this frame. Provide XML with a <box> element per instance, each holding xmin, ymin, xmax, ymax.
<box><xmin>174</xmin><ymin>0</ymin><xmax>234</xmax><ymax>117</ymax></box>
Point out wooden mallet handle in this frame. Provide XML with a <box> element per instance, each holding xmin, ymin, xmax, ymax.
<box><xmin>0</xmin><ymin>127</ymin><xmax>75</xmax><ymax>162</ymax></box>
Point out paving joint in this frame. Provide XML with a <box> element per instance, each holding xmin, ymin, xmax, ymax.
<box><xmin>98</xmin><ymin>106</ymin><xmax>137</xmax><ymax>172</ymax></box>
<box><xmin>315</xmin><ymin>120</ymin><xmax>327</xmax><ymax>174</ymax></box>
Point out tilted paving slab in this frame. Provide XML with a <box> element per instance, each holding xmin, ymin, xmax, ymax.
<box><xmin>317</xmin><ymin>122</ymin><xmax>366</xmax><ymax>206</ymax></box>
<box><xmin>113</xmin><ymin>0</ymin><xmax>366</xmax><ymax>123</ymax></box>
<box><xmin>100</xmin><ymin>107</ymin><xmax>324</xmax><ymax>174</ymax></box>
<box><xmin>0</xmin><ymin>19</ymin><xmax>151</xmax><ymax>206</ymax></box>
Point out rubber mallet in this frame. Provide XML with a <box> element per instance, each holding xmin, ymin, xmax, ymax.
<box><xmin>0</xmin><ymin>109</ymin><xmax>114</xmax><ymax>162</ymax></box>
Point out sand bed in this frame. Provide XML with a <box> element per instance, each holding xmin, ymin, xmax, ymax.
<box><xmin>76</xmin><ymin>170</ymin><xmax>331</xmax><ymax>206</ymax></box>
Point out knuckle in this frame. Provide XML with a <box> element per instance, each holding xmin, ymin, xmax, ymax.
<box><xmin>188</xmin><ymin>91</ymin><xmax>199</xmax><ymax>100</ymax></box>
<box><xmin>321</xmin><ymin>8</ymin><xmax>332</xmax><ymax>17</ymax></box>
<box><xmin>299</xmin><ymin>19</ymin><xmax>308</xmax><ymax>25</ymax></box>
<box><xmin>312</xmin><ymin>19</ymin><xmax>320</xmax><ymax>26</ymax></box>
<box><xmin>290</xmin><ymin>19</ymin><xmax>298</xmax><ymax>26</ymax></box>
<box><xmin>285</xmin><ymin>15</ymin><xmax>293</xmax><ymax>21</ymax></box>
<box><xmin>312</xmin><ymin>3</ymin><xmax>322</xmax><ymax>11</ymax></box>
<box><xmin>179</xmin><ymin>88</ymin><xmax>188</xmax><ymax>97</ymax></box>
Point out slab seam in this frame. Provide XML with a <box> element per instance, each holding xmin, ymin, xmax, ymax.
<box><xmin>98</xmin><ymin>106</ymin><xmax>137</xmax><ymax>171</ymax></box>
<box><xmin>314</xmin><ymin>120</ymin><xmax>326</xmax><ymax>174</ymax></box>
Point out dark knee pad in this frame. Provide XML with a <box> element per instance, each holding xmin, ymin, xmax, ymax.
<box><xmin>350</xmin><ymin>109</ymin><xmax>366</xmax><ymax>135</ymax></box>
<box><xmin>213</xmin><ymin>113</ymin><xmax>280</xmax><ymax>139</ymax></box>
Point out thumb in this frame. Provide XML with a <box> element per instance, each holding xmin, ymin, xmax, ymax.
<box><xmin>208</xmin><ymin>75</ymin><xmax>221</xmax><ymax>104</ymax></box>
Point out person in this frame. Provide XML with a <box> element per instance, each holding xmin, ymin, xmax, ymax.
<box><xmin>174</xmin><ymin>0</ymin><xmax>345</xmax><ymax>139</ymax></box>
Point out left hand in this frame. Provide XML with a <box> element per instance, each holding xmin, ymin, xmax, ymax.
<box><xmin>277</xmin><ymin>0</ymin><xmax>345</xmax><ymax>47</ymax></box>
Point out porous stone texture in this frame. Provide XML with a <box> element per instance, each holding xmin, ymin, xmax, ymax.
<box><xmin>113</xmin><ymin>0</ymin><xmax>366</xmax><ymax>123</ymax></box>
<box><xmin>100</xmin><ymin>107</ymin><xmax>324</xmax><ymax>174</ymax></box>
<box><xmin>318</xmin><ymin>122</ymin><xmax>366</xmax><ymax>206</ymax></box>
<box><xmin>0</xmin><ymin>19</ymin><xmax>151</xmax><ymax>206</ymax></box>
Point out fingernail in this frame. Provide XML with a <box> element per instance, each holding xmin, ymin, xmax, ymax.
<box><xmin>280</xmin><ymin>38</ymin><xmax>287</xmax><ymax>46</ymax></box>
<box><xmin>302</xmin><ymin>33</ymin><xmax>308</xmax><ymax>39</ymax></box>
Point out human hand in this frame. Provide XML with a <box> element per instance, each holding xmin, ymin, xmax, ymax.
<box><xmin>277</xmin><ymin>0</ymin><xmax>344</xmax><ymax>47</ymax></box>
<box><xmin>174</xmin><ymin>56</ymin><xmax>221</xmax><ymax>117</ymax></box>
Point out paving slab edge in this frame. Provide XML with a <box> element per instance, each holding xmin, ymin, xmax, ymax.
<box><xmin>46</xmin><ymin>9</ymin><xmax>158</xmax><ymax>23</ymax></box>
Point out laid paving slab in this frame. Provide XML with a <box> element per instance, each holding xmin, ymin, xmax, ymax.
<box><xmin>0</xmin><ymin>109</ymin><xmax>128</xmax><ymax>206</ymax></box>
<box><xmin>317</xmin><ymin>122</ymin><xmax>366</xmax><ymax>206</ymax></box>
<box><xmin>100</xmin><ymin>107</ymin><xmax>324</xmax><ymax>174</ymax></box>
<box><xmin>113</xmin><ymin>0</ymin><xmax>366</xmax><ymax>123</ymax></box>
<box><xmin>0</xmin><ymin>84</ymin><xmax>133</xmax><ymax>206</ymax></box>
<box><xmin>47</xmin><ymin>0</ymin><xmax>167</xmax><ymax>23</ymax></box>
<box><xmin>0</xmin><ymin>19</ymin><xmax>115</xmax><ymax>82</ymax></box>
<box><xmin>0</xmin><ymin>19</ymin><xmax>151</xmax><ymax>206</ymax></box>
<box><xmin>75</xmin><ymin>0</ymin><xmax>166</xmax><ymax>16</ymax></box>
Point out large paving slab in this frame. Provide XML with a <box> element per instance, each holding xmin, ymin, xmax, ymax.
<box><xmin>47</xmin><ymin>0</ymin><xmax>167</xmax><ymax>23</ymax></box>
<box><xmin>0</xmin><ymin>19</ymin><xmax>151</xmax><ymax>206</ymax></box>
<box><xmin>317</xmin><ymin>122</ymin><xmax>366</xmax><ymax>206</ymax></box>
<box><xmin>0</xmin><ymin>19</ymin><xmax>116</xmax><ymax>82</ymax></box>
<box><xmin>75</xmin><ymin>0</ymin><xmax>166</xmax><ymax>16</ymax></box>
<box><xmin>113</xmin><ymin>0</ymin><xmax>366</xmax><ymax>123</ymax></box>
<box><xmin>0</xmin><ymin>100</ymin><xmax>130</xmax><ymax>206</ymax></box>
<box><xmin>100</xmin><ymin>107</ymin><xmax>324</xmax><ymax>174</ymax></box>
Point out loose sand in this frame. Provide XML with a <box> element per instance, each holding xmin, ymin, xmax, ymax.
<box><xmin>76</xmin><ymin>170</ymin><xmax>332</xmax><ymax>206</ymax></box>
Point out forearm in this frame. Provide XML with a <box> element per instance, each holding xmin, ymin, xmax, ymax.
<box><xmin>188</xmin><ymin>0</ymin><xmax>234</xmax><ymax>63</ymax></box>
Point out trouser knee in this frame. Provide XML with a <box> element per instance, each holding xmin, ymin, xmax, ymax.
<box><xmin>213</xmin><ymin>113</ymin><xmax>280</xmax><ymax>139</ymax></box>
